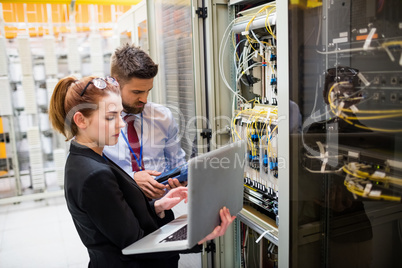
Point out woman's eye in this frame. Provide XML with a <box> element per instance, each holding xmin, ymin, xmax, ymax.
<box><xmin>106</xmin><ymin>116</ymin><xmax>115</xmax><ymax>121</ymax></box>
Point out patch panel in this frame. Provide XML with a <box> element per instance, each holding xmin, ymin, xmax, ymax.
<box><xmin>233</xmin><ymin>105</ymin><xmax>278</xmax><ymax>220</ymax></box>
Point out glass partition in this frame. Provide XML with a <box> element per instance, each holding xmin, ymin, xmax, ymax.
<box><xmin>288</xmin><ymin>1</ymin><xmax>402</xmax><ymax>267</ymax></box>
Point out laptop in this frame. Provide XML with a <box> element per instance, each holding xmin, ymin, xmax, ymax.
<box><xmin>122</xmin><ymin>140</ymin><xmax>246</xmax><ymax>255</ymax></box>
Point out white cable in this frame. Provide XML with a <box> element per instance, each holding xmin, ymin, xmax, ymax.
<box><xmin>304</xmin><ymin>166</ymin><xmax>343</xmax><ymax>174</ymax></box>
<box><xmin>316</xmin><ymin>141</ymin><xmax>328</xmax><ymax>172</ymax></box>
<box><xmin>305</xmin><ymin>153</ymin><xmax>341</xmax><ymax>159</ymax></box>
<box><xmin>236</xmin><ymin>50</ymin><xmax>243</xmax><ymax>71</ymax></box>
<box><xmin>251</xmin><ymin>29</ymin><xmax>266</xmax><ymax>50</ymax></box>
<box><xmin>218</xmin><ymin>19</ymin><xmax>240</xmax><ymax>97</ymax></box>
<box><xmin>363</xmin><ymin>28</ymin><xmax>377</xmax><ymax>50</ymax></box>
<box><xmin>242</xmin><ymin>43</ymin><xmax>250</xmax><ymax>75</ymax></box>
<box><xmin>236</xmin><ymin>52</ymin><xmax>261</xmax><ymax>89</ymax></box>
<box><xmin>399</xmin><ymin>51</ymin><xmax>402</xmax><ymax>66</ymax></box>
<box><xmin>237</xmin><ymin>52</ymin><xmax>258</xmax><ymax>76</ymax></box>
<box><xmin>231</xmin><ymin>35</ymin><xmax>249</xmax><ymax>103</ymax></box>
<box><xmin>316</xmin><ymin>7</ymin><xmax>322</xmax><ymax>46</ymax></box>
<box><xmin>234</xmin><ymin>39</ymin><xmax>246</xmax><ymax>73</ymax></box>
<box><xmin>310</xmin><ymin>80</ymin><xmax>319</xmax><ymax>117</ymax></box>
<box><xmin>234</xmin><ymin>39</ymin><xmax>248</xmax><ymax>78</ymax></box>
<box><xmin>240</xmin><ymin>76</ymin><xmax>250</xmax><ymax>86</ymax></box>
<box><xmin>255</xmin><ymin>229</ymin><xmax>272</xmax><ymax>243</ymax></box>
<box><xmin>316</xmin><ymin>46</ymin><xmax>378</xmax><ymax>55</ymax></box>
<box><xmin>236</xmin><ymin>63</ymin><xmax>263</xmax><ymax>84</ymax></box>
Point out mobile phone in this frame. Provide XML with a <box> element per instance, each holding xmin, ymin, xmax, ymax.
<box><xmin>155</xmin><ymin>163</ymin><xmax>188</xmax><ymax>185</ymax></box>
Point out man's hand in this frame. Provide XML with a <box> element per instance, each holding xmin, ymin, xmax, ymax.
<box><xmin>166</xmin><ymin>178</ymin><xmax>188</xmax><ymax>190</ymax></box>
<box><xmin>134</xmin><ymin>170</ymin><xmax>166</xmax><ymax>199</ymax></box>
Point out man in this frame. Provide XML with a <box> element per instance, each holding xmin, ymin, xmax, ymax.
<box><xmin>104</xmin><ymin>43</ymin><xmax>186</xmax><ymax>199</ymax></box>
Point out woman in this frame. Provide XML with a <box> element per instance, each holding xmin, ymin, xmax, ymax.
<box><xmin>48</xmin><ymin>76</ymin><xmax>235</xmax><ymax>267</ymax></box>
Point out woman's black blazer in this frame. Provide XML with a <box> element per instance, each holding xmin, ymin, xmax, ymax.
<box><xmin>64</xmin><ymin>141</ymin><xmax>183</xmax><ymax>267</ymax></box>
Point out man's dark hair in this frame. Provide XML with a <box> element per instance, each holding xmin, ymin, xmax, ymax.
<box><xmin>110</xmin><ymin>43</ymin><xmax>158</xmax><ymax>86</ymax></box>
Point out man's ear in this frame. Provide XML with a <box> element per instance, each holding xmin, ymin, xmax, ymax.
<box><xmin>73</xmin><ymin>112</ymin><xmax>87</xmax><ymax>129</ymax></box>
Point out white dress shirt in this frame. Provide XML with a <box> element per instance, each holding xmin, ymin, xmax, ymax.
<box><xmin>103</xmin><ymin>102</ymin><xmax>186</xmax><ymax>178</ymax></box>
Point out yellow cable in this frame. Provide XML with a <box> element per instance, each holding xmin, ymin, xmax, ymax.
<box><xmin>244</xmin><ymin>4</ymin><xmax>276</xmax><ymax>64</ymax></box>
<box><xmin>245</xmin><ymin>113</ymin><xmax>256</xmax><ymax>155</ymax></box>
<box><xmin>381</xmin><ymin>41</ymin><xmax>402</xmax><ymax>48</ymax></box>
<box><xmin>342</xmin><ymin>116</ymin><xmax>402</xmax><ymax>132</ymax></box>
<box><xmin>328</xmin><ymin>82</ymin><xmax>402</xmax><ymax>132</ymax></box>
<box><xmin>343</xmin><ymin>163</ymin><xmax>402</xmax><ymax>201</ymax></box>
<box><xmin>328</xmin><ymin>82</ymin><xmax>402</xmax><ymax>114</ymax></box>
<box><xmin>343</xmin><ymin>166</ymin><xmax>369</xmax><ymax>179</ymax></box>
<box><xmin>232</xmin><ymin>108</ymin><xmax>254</xmax><ymax>141</ymax></box>
<box><xmin>346</xmin><ymin>163</ymin><xmax>402</xmax><ymax>186</ymax></box>
<box><xmin>340</xmin><ymin>113</ymin><xmax>402</xmax><ymax>120</ymax></box>
<box><xmin>231</xmin><ymin>107</ymin><xmax>279</xmax><ymax>159</ymax></box>
<box><xmin>344</xmin><ymin>180</ymin><xmax>401</xmax><ymax>201</ymax></box>
<box><xmin>265</xmin><ymin>7</ymin><xmax>277</xmax><ymax>39</ymax></box>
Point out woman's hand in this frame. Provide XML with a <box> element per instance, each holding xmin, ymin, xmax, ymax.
<box><xmin>154</xmin><ymin>186</ymin><xmax>188</xmax><ymax>215</ymax></box>
<box><xmin>198</xmin><ymin>206</ymin><xmax>236</xmax><ymax>245</ymax></box>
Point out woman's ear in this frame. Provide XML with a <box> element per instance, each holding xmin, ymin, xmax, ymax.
<box><xmin>73</xmin><ymin>112</ymin><xmax>87</xmax><ymax>130</ymax></box>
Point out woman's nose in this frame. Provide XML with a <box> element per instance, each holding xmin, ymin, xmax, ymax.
<box><xmin>118</xmin><ymin>116</ymin><xmax>125</xmax><ymax>128</ymax></box>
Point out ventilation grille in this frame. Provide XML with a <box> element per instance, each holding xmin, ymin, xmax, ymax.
<box><xmin>155</xmin><ymin>0</ymin><xmax>197</xmax><ymax>160</ymax></box>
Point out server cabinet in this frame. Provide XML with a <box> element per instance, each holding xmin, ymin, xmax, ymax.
<box><xmin>211</xmin><ymin>0</ymin><xmax>402</xmax><ymax>267</ymax></box>
<box><xmin>210</xmin><ymin>1</ymin><xmax>281</xmax><ymax>267</ymax></box>
<box><xmin>280</xmin><ymin>0</ymin><xmax>402</xmax><ymax>267</ymax></box>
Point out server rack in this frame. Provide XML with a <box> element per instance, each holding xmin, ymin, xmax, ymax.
<box><xmin>280</xmin><ymin>0</ymin><xmax>402</xmax><ymax>267</ymax></box>
<box><xmin>208</xmin><ymin>0</ymin><xmax>402</xmax><ymax>267</ymax></box>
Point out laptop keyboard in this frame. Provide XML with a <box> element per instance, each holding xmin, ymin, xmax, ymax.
<box><xmin>159</xmin><ymin>225</ymin><xmax>188</xmax><ymax>243</ymax></box>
